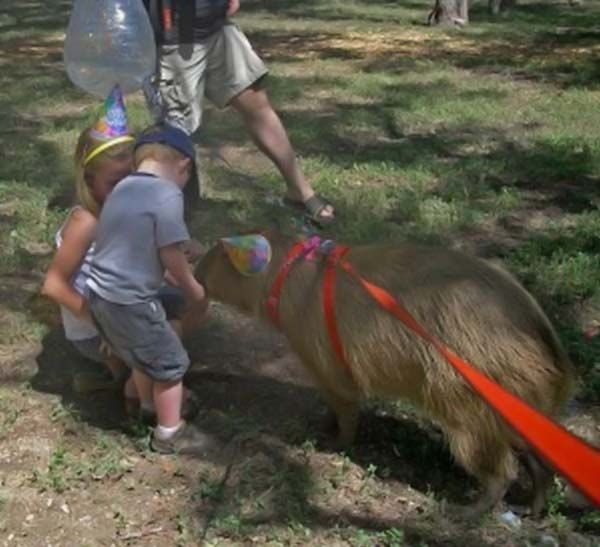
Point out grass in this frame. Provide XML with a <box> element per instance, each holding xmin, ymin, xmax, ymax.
<box><xmin>0</xmin><ymin>0</ymin><xmax>599</xmax><ymax>545</ymax></box>
<box><xmin>31</xmin><ymin>432</ymin><xmax>133</xmax><ymax>494</ymax></box>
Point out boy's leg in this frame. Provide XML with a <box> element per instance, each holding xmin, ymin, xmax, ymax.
<box><xmin>153</xmin><ymin>379</ymin><xmax>183</xmax><ymax>428</ymax></box>
<box><xmin>151</xmin><ymin>376</ymin><xmax>219</xmax><ymax>455</ymax></box>
<box><xmin>91</xmin><ymin>294</ymin><xmax>216</xmax><ymax>453</ymax></box>
<box><xmin>126</xmin><ymin>370</ymin><xmax>198</xmax><ymax>424</ymax></box>
<box><xmin>132</xmin><ymin>369</ymin><xmax>155</xmax><ymax>413</ymax></box>
<box><xmin>105</xmin><ymin>354</ymin><xmax>128</xmax><ymax>382</ymax></box>
<box><xmin>71</xmin><ymin>336</ymin><xmax>127</xmax><ymax>394</ymax></box>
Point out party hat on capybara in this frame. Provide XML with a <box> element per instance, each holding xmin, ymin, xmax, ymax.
<box><xmin>221</xmin><ymin>235</ymin><xmax>272</xmax><ymax>276</ymax></box>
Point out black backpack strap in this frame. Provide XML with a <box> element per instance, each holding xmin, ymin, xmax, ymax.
<box><xmin>142</xmin><ymin>0</ymin><xmax>163</xmax><ymax>40</ymax></box>
<box><xmin>177</xmin><ymin>0</ymin><xmax>195</xmax><ymax>44</ymax></box>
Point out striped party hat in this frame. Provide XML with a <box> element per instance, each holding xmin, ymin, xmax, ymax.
<box><xmin>84</xmin><ymin>84</ymin><xmax>134</xmax><ymax>165</ymax></box>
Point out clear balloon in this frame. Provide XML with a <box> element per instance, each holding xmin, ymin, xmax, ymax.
<box><xmin>64</xmin><ymin>0</ymin><xmax>156</xmax><ymax>97</ymax></box>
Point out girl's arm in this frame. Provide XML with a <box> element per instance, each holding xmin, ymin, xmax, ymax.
<box><xmin>41</xmin><ymin>208</ymin><xmax>96</xmax><ymax>321</ymax></box>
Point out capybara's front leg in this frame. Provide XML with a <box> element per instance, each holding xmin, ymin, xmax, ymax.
<box><xmin>523</xmin><ymin>452</ymin><xmax>553</xmax><ymax>517</ymax></box>
<box><xmin>321</xmin><ymin>391</ymin><xmax>360</xmax><ymax>450</ymax></box>
<box><xmin>461</xmin><ymin>476</ymin><xmax>510</xmax><ymax>520</ymax></box>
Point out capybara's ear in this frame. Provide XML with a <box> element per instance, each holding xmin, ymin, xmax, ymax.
<box><xmin>220</xmin><ymin>234</ymin><xmax>272</xmax><ymax>276</ymax></box>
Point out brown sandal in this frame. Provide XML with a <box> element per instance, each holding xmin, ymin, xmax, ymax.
<box><xmin>283</xmin><ymin>194</ymin><xmax>335</xmax><ymax>226</ymax></box>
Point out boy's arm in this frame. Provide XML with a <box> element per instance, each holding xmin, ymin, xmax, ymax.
<box><xmin>159</xmin><ymin>242</ymin><xmax>206</xmax><ymax>304</ymax></box>
<box><xmin>163</xmin><ymin>239</ymin><xmax>205</xmax><ymax>288</ymax></box>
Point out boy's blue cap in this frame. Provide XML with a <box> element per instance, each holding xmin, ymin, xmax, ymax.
<box><xmin>135</xmin><ymin>123</ymin><xmax>195</xmax><ymax>161</ymax></box>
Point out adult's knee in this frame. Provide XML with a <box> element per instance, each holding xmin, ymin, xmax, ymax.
<box><xmin>231</xmin><ymin>85</ymin><xmax>272</xmax><ymax>117</ymax></box>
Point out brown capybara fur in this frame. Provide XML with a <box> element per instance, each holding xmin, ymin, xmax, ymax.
<box><xmin>196</xmin><ymin>231</ymin><xmax>575</xmax><ymax>517</ymax></box>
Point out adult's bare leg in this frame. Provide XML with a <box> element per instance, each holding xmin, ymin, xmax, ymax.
<box><xmin>230</xmin><ymin>85</ymin><xmax>334</xmax><ymax>221</ymax></box>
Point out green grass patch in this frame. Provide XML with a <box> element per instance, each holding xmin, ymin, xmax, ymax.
<box><xmin>31</xmin><ymin>433</ymin><xmax>133</xmax><ymax>493</ymax></box>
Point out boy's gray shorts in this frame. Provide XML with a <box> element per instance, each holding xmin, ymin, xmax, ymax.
<box><xmin>71</xmin><ymin>286</ymin><xmax>185</xmax><ymax>366</ymax></box>
<box><xmin>88</xmin><ymin>292</ymin><xmax>190</xmax><ymax>382</ymax></box>
<box><xmin>144</xmin><ymin>22</ymin><xmax>269</xmax><ymax>134</ymax></box>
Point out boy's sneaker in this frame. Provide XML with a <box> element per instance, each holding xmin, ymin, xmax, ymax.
<box><xmin>151</xmin><ymin>421</ymin><xmax>219</xmax><ymax>455</ymax></box>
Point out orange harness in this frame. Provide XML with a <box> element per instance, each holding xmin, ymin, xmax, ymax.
<box><xmin>266</xmin><ymin>238</ymin><xmax>600</xmax><ymax>506</ymax></box>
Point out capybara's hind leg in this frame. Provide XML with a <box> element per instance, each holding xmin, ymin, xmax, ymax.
<box><xmin>446</xmin><ymin>428</ymin><xmax>517</xmax><ymax>519</ymax></box>
<box><xmin>321</xmin><ymin>391</ymin><xmax>360</xmax><ymax>450</ymax></box>
<box><xmin>523</xmin><ymin>452</ymin><xmax>553</xmax><ymax>517</ymax></box>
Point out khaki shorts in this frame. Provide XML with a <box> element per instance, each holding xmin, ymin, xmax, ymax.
<box><xmin>145</xmin><ymin>23</ymin><xmax>269</xmax><ymax>134</ymax></box>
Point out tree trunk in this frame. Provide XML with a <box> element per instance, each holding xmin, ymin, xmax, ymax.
<box><xmin>428</xmin><ymin>0</ymin><xmax>469</xmax><ymax>26</ymax></box>
<box><xmin>488</xmin><ymin>0</ymin><xmax>516</xmax><ymax>15</ymax></box>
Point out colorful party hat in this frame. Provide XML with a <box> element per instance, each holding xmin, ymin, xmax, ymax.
<box><xmin>221</xmin><ymin>235</ymin><xmax>272</xmax><ymax>276</ymax></box>
<box><xmin>84</xmin><ymin>84</ymin><xmax>134</xmax><ymax>165</ymax></box>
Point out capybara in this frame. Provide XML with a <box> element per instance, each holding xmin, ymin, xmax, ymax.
<box><xmin>196</xmin><ymin>231</ymin><xmax>575</xmax><ymax>517</ymax></box>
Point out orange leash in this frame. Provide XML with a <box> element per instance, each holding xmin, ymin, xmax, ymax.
<box><xmin>325</xmin><ymin>251</ymin><xmax>600</xmax><ymax>506</ymax></box>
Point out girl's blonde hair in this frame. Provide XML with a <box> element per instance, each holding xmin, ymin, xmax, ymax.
<box><xmin>74</xmin><ymin>128</ymin><xmax>133</xmax><ymax>217</ymax></box>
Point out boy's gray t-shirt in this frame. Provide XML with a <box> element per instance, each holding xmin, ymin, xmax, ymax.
<box><xmin>87</xmin><ymin>173</ymin><xmax>189</xmax><ymax>304</ymax></box>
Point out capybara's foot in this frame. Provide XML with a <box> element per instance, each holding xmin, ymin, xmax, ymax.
<box><xmin>446</xmin><ymin>501</ymin><xmax>491</xmax><ymax>522</ymax></box>
<box><xmin>320</xmin><ymin>407</ymin><xmax>339</xmax><ymax>436</ymax></box>
<box><xmin>445</xmin><ymin>476</ymin><xmax>510</xmax><ymax>522</ymax></box>
<box><xmin>320</xmin><ymin>395</ymin><xmax>359</xmax><ymax>450</ymax></box>
<box><xmin>465</xmin><ymin>478</ymin><xmax>509</xmax><ymax>521</ymax></box>
<box><xmin>319</xmin><ymin>433</ymin><xmax>353</xmax><ymax>453</ymax></box>
<box><xmin>523</xmin><ymin>452</ymin><xmax>553</xmax><ymax>517</ymax></box>
<box><xmin>314</xmin><ymin>410</ymin><xmax>354</xmax><ymax>452</ymax></box>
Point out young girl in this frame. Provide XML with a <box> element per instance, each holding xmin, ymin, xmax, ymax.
<box><xmin>42</xmin><ymin>88</ymin><xmax>135</xmax><ymax>393</ymax></box>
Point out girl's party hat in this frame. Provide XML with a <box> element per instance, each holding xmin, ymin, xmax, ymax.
<box><xmin>84</xmin><ymin>85</ymin><xmax>134</xmax><ymax>165</ymax></box>
<box><xmin>90</xmin><ymin>84</ymin><xmax>130</xmax><ymax>140</ymax></box>
<box><xmin>221</xmin><ymin>235</ymin><xmax>272</xmax><ymax>276</ymax></box>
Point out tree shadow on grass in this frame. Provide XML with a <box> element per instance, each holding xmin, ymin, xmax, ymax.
<box><xmin>184</xmin><ymin>423</ymin><xmax>499</xmax><ymax>547</ymax></box>
<box><xmin>242</xmin><ymin>1</ymin><xmax>600</xmax><ymax>89</ymax></box>
<box><xmin>242</xmin><ymin>0</ymin><xmax>427</xmax><ymax>27</ymax></box>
